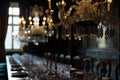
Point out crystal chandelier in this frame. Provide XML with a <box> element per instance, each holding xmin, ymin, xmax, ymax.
<box><xmin>19</xmin><ymin>0</ymin><xmax>54</xmax><ymax>42</ymax></box>
<box><xmin>56</xmin><ymin>0</ymin><xmax>118</xmax><ymax>40</ymax></box>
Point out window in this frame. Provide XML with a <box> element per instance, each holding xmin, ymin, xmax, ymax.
<box><xmin>5</xmin><ymin>2</ymin><xmax>21</xmax><ymax>50</ymax></box>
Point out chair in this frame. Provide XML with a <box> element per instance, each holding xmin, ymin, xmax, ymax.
<box><xmin>115</xmin><ymin>62</ymin><xmax>120</xmax><ymax>80</ymax></box>
<box><xmin>96</xmin><ymin>60</ymin><xmax>111</xmax><ymax>78</ymax></box>
<box><xmin>57</xmin><ymin>53</ymin><xmax>65</xmax><ymax>63</ymax></box>
<box><xmin>72</xmin><ymin>55</ymin><xmax>81</xmax><ymax>68</ymax></box>
<box><xmin>81</xmin><ymin>56</ymin><xmax>94</xmax><ymax>72</ymax></box>
<box><xmin>45</xmin><ymin>52</ymin><xmax>52</xmax><ymax>60</ymax></box>
<box><xmin>72</xmin><ymin>56</ymin><xmax>94</xmax><ymax>80</ymax></box>
<box><xmin>64</xmin><ymin>54</ymin><xmax>71</xmax><ymax>64</ymax></box>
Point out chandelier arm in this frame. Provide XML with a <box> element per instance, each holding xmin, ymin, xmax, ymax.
<box><xmin>75</xmin><ymin>0</ymin><xmax>81</xmax><ymax>5</ymax></box>
<box><xmin>65</xmin><ymin>5</ymin><xmax>78</xmax><ymax>17</ymax></box>
<box><xmin>102</xmin><ymin>0</ymin><xmax>107</xmax><ymax>4</ymax></box>
<box><xmin>67</xmin><ymin>16</ymin><xmax>75</xmax><ymax>25</ymax></box>
<box><xmin>98</xmin><ymin>0</ymin><xmax>107</xmax><ymax>5</ymax></box>
<box><xmin>54</xmin><ymin>23</ymin><xmax>62</xmax><ymax>28</ymax></box>
<box><xmin>92</xmin><ymin>0</ymin><xmax>107</xmax><ymax>7</ymax></box>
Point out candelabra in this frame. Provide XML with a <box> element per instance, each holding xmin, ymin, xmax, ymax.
<box><xmin>45</xmin><ymin>1</ymin><xmax>54</xmax><ymax>37</ymax></box>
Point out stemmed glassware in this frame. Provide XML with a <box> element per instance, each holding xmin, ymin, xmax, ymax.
<box><xmin>11</xmin><ymin>53</ymin><xmax>76</xmax><ymax>80</ymax></box>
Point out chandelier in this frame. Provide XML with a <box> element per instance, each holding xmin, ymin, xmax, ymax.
<box><xmin>19</xmin><ymin>0</ymin><xmax>118</xmax><ymax>42</ymax></box>
<box><xmin>55</xmin><ymin>0</ymin><xmax>118</xmax><ymax>40</ymax></box>
<box><xmin>19</xmin><ymin>0</ymin><xmax>54</xmax><ymax>42</ymax></box>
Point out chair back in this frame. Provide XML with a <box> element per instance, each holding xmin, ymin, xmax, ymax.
<box><xmin>72</xmin><ymin>56</ymin><xmax>81</xmax><ymax>69</ymax></box>
<box><xmin>64</xmin><ymin>55</ymin><xmax>71</xmax><ymax>64</ymax></box>
<box><xmin>115</xmin><ymin>63</ymin><xmax>120</xmax><ymax>80</ymax></box>
<box><xmin>57</xmin><ymin>54</ymin><xmax>65</xmax><ymax>63</ymax></box>
<box><xmin>96</xmin><ymin>60</ymin><xmax>111</xmax><ymax>77</ymax></box>
<box><xmin>81</xmin><ymin>56</ymin><xmax>94</xmax><ymax>72</ymax></box>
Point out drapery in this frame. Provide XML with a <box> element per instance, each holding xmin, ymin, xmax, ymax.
<box><xmin>0</xmin><ymin>1</ymin><xmax>9</xmax><ymax>62</ymax></box>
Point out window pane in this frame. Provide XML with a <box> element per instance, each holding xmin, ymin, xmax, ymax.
<box><xmin>13</xmin><ymin>17</ymin><xmax>20</xmax><ymax>24</ymax></box>
<box><xmin>5</xmin><ymin>26</ymin><xmax>12</xmax><ymax>49</ymax></box>
<box><xmin>13</xmin><ymin>26</ymin><xmax>19</xmax><ymax>38</ymax></box>
<box><xmin>13</xmin><ymin>26</ymin><xmax>20</xmax><ymax>49</ymax></box>
<box><xmin>14</xmin><ymin>26</ymin><xmax>19</xmax><ymax>31</ymax></box>
<box><xmin>9</xmin><ymin>7</ymin><xmax>12</xmax><ymax>15</ymax></box>
<box><xmin>13</xmin><ymin>39</ymin><xmax>21</xmax><ymax>49</ymax></box>
<box><xmin>13</xmin><ymin>7</ymin><xmax>20</xmax><ymax>15</ymax></box>
<box><xmin>8</xmin><ymin>17</ymin><xmax>12</xmax><ymax>24</ymax></box>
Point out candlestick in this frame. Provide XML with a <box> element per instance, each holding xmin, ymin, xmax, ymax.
<box><xmin>48</xmin><ymin>0</ymin><xmax>51</xmax><ymax>9</ymax></box>
<box><xmin>107</xmin><ymin>0</ymin><xmax>112</xmax><ymax>12</ymax></box>
<box><xmin>107</xmin><ymin>3</ymin><xmax>111</xmax><ymax>12</ymax></box>
<box><xmin>20</xmin><ymin>17</ymin><xmax>26</xmax><ymax>29</ymax></box>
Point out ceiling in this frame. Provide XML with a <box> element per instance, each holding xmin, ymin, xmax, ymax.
<box><xmin>3</xmin><ymin>0</ymin><xmax>119</xmax><ymax>8</ymax></box>
<box><xmin>2</xmin><ymin>0</ymin><xmax>119</xmax><ymax>19</ymax></box>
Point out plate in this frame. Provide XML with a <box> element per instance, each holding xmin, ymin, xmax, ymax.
<box><xmin>12</xmin><ymin>71</ymin><xmax>28</xmax><ymax>77</ymax></box>
<box><xmin>74</xmin><ymin>71</ymin><xmax>84</xmax><ymax>75</ymax></box>
<box><xmin>11</xmin><ymin>64</ymin><xmax>21</xmax><ymax>67</ymax></box>
<box><xmin>11</xmin><ymin>67</ymin><xmax>24</xmax><ymax>71</ymax></box>
<box><xmin>102</xmin><ymin>77</ymin><xmax>111</xmax><ymax>80</ymax></box>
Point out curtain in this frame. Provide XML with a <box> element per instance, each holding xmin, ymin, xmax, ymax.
<box><xmin>0</xmin><ymin>1</ymin><xmax>9</xmax><ymax>62</ymax></box>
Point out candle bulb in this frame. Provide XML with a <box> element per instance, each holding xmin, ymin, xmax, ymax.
<box><xmin>28</xmin><ymin>16</ymin><xmax>32</xmax><ymax>21</ymax></box>
<box><xmin>107</xmin><ymin>0</ymin><xmax>112</xmax><ymax>3</ymax></box>
<box><xmin>48</xmin><ymin>0</ymin><xmax>51</xmax><ymax>9</ymax></box>
<box><xmin>30</xmin><ymin>21</ymin><xmax>32</xmax><ymax>25</ymax></box>
<box><xmin>23</xmin><ymin>20</ymin><xmax>26</xmax><ymax>25</ymax></box>
<box><xmin>42</xmin><ymin>21</ymin><xmax>46</xmax><ymax>26</ymax></box>
<box><xmin>43</xmin><ymin>16</ymin><xmax>46</xmax><ymax>21</ymax></box>
<box><xmin>19</xmin><ymin>16</ymin><xmax>26</xmax><ymax>29</ymax></box>
<box><xmin>21</xmin><ymin>16</ymin><xmax>24</xmax><ymax>21</ymax></box>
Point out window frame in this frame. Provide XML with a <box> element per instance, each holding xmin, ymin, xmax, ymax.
<box><xmin>5</xmin><ymin>2</ymin><xmax>21</xmax><ymax>52</ymax></box>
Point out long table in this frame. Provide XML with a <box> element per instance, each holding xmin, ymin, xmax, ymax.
<box><xmin>6</xmin><ymin>54</ymin><xmax>106</xmax><ymax>80</ymax></box>
<box><xmin>6</xmin><ymin>55</ymin><xmax>28</xmax><ymax>80</ymax></box>
<box><xmin>6</xmin><ymin>54</ymin><xmax>72</xmax><ymax>80</ymax></box>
